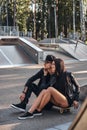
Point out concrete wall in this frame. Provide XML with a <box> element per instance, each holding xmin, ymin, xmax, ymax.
<box><xmin>18</xmin><ymin>38</ymin><xmax>43</xmax><ymax>64</ymax></box>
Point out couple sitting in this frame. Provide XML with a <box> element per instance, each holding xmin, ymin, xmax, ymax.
<box><xmin>11</xmin><ymin>55</ymin><xmax>80</xmax><ymax>120</ymax></box>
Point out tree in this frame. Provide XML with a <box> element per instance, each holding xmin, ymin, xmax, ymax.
<box><xmin>16</xmin><ymin>0</ymin><xmax>30</xmax><ymax>31</ymax></box>
<box><xmin>1</xmin><ymin>0</ymin><xmax>85</xmax><ymax>39</ymax></box>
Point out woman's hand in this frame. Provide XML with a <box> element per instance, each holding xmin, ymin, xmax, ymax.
<box><xmin>73</xmin><ymin>100</ymin><xmax>79</xmax><ymax>109</ymax></box>
<box><xmin>19</xmin><ymin>93</ymin><xmax>25</xmax><ymax>102</ymax></box>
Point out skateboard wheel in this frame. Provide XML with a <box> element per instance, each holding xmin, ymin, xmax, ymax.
<box><xmin>67</xmin><ymin>108</ymin><xmax>70</xmax><ymax>112</ymax></box>
<box><xmin>60</xmin><ymin>108</ymin><xmax>64</xmax><ymax>114</ymax></box>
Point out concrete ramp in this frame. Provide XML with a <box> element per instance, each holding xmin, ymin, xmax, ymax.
<box><xmin>0</xmin><ymin>45</ymin><xmax>35</xmax><ymax>68</ymax></box>
<box><xmin>0</xmin><ymin>37</ymin><xmax>43</xmax><ymax>68</ymax></box>
<box><xmin>18</xmin><ymin>38</ymin><xmax>43</xmax><ymax>64</ymax></box>
<box><xmin>59</xmin><ymin>43</ymin><xmax>87</xmax><ymax>61</ymax></box>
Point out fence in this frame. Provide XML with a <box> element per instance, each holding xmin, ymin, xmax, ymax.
<box><xmin>0</xmin><ymin>26</ymin><xmax>19</xmax><ymax>36</ymax></box>
<box><xmin>0</xmin><ymin>26</ymin><xmax>33</xmax><ymax>37</ymax></box>
<box><xmin>19</xmin><ymin>31</ymin><xmax>32</xmax><ymax>37</ymax></box>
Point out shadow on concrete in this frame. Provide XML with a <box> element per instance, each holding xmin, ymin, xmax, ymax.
<box><xmin>0</xmin><ymin>107</ymin><xmax>76</xmax><ymax>130</ymax></box>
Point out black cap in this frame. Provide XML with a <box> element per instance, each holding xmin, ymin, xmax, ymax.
<box><xmin>45</xmin><ymin>55</ymin><xmax>55</xmax><ymax>62</ymax></box>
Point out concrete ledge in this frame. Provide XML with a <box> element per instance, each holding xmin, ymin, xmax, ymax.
<box><xmin>18</xmin><ymin>38</ymin><xmax>43</xmax><ymax>64</ymax></box>
<box><xmin>0</xmin><ymin>37</ymin><xmax>43</xmax><ymax>64</ymax></box>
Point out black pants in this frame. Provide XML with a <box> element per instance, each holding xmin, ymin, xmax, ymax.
<box><xmin>23</xmin><ymin>83</ymin><xmax>39</xmax><ymax>103</ymax></box>
<box><xmin>23</xmin><ymin>83</ymin><xmax>53</xmax><ymax>110</ymax></box>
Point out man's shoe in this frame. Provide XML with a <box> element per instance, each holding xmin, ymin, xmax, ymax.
<box><xmin>33</xmin><ymin>110</ymin><xmax>42</xmax><ymax>116</ymax></box>
<box><xmin>11</xmin><ymin>103</ymin><xmax>26</xmax><ymax>112</ymax></box>
<box><xmin>18</xmin><ymin>112</ymin><xmax>34</xmax><ymax>120</ymax></box>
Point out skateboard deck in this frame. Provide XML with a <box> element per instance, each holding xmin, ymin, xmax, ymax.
<box><xmin>58</xmin><ymin>107</ymin><xmax>72</xmax><ymax>114</ymax></box>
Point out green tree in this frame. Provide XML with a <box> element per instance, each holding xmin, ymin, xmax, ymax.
<box><xmin>1</xmin><ymin>0</ymin><xmax>84</xmax><ymax>39</ymax></box>
<box><xmin>16</xmin><ymin>0</ymin><xmax>30</xmax><ymax>31</ymax></box>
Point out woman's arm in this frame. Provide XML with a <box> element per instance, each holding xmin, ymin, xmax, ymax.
<box><xmin>70</xmin><ymin>73</ymin><xmax>80</xmax><ymax>101</ymax></box>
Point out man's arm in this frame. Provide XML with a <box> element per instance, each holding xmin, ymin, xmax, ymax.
<box><xmin>23</xmin><ymin>68</ymin><xmax>44</xmax><ymax>91</ymax></box>
<box><xmin>20</xmin><ymin>69</ymin><xmax>44</xmax><ymax>101</ymax></box>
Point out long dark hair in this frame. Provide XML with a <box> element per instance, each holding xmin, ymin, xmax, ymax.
<box><xmin>54</xmin><ymin>58</ymin><xmax>66</xmax><ymax>76</ymax></box>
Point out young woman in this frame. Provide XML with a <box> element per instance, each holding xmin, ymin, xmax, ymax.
<box><xmin>18</xmin><ymin>58</ymin><xmax>80</xmax><ymax>120</ymax></box>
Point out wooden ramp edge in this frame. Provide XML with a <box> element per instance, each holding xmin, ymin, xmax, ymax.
<box><xmin>69</xmin><ymin>98</ymin><xmax>87</xmax><ymax>130</ymax></box>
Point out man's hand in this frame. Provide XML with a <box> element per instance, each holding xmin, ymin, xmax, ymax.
<box><xmin>44</xmin><ymin>63</ymin><xmax>52</xmax><ymax>75</ymax></box>
<box><xmin>44</xmin><ymin>68</ymin><xmax>48</xmax><ymax>76</ymax></box>
<box><xmin>19</xmin><ymin>93</ymin><xmax>25</xmax><ymax>102</ymax></box>
<box><xmin>44</xmin><ymin>64</ymin><xmax>49</xmax><ymax>76</ymax></box>
<box><xmin>73</xmin><ymin>100</ymin><xmax>79</xmax><ymax>109</ymax></box>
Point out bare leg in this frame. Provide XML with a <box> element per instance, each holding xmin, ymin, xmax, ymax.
<box><xmin>28</xmin><ymin>87</ymin><xmax>68</xmax><ymax>113</ymax></box>
<box><xmin>47</xmin><ymin>87</ymin><xmax>69</xmax><ymax>107</ymax></box>
<box><xmin>37</xmin><ymin>87</ymin><xmax>69</xmax><ymax>111</ymax></box>
<box><xmin>37</xmin><ymin>90</ymin><xmax>51</xmax><ymax>111</ymax></box>
<box><xmin>28</xmin><ymin>90</ymin><xmax>47</xmax><ymax>113</ymax></box>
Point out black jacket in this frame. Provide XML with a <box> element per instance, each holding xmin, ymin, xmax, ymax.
<box><xmin>54</xmin><ymin>71</ymin><xmax>80</xmax><ymax>101</ymax></box>
<box><xmin>25</xmin><ymin>68</ymin><xmax>50</xmax><ymax>91</ymax></box>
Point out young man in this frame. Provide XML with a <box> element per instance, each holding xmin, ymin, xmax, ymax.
<box><xmin>11</xmin><ymin>55</ymin><xmax>55</xmax><ymax>112</ymax></box>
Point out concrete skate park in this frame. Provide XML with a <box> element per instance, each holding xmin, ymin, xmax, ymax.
<box><xmin>0</xmin><ymin>36</ymin><xmax>87</xmax><ymax>130</ymax></box>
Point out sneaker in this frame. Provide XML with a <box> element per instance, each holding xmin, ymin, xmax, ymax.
<box><xmin>11</xmin><ymin>103</ymin><xmax>26</xmax><ymax>112</ymax></box>
<box><xmin>18</xmin><ymin>112</ymin><xmax>34</xmax><ymax>120</ymax></box>
<box><xmin>33</xmin><ymin>110</ymin><xmax>42</xmax><ymax>116</ymax></box>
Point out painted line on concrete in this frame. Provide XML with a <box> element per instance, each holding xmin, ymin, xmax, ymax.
<box><xmin>0</xmin><ymin>49</ymin><xmax>13</xmax><ymax>65</ymax></box>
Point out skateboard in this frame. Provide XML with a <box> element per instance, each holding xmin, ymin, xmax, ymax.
<box><xmin>58</xmin><ymin>107</ymin><xmax>71</xmax><ymax>114</ymax></box>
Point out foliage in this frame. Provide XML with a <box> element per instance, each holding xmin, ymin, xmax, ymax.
<box><xmin>0</xmin><ymin>0</ymin><xmax>87</xmax><ymax>39</ymax></box>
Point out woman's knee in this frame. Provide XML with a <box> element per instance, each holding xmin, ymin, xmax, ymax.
<box><xmin>41</xmin><ymin>89</ymin><xmax>51</xmax><ymax>98</ymax></box>
<box><xmin>43</xmin><ymin>89</ymin><xmax>51</xmax><ymax>95</ymax></box>
<box><xmin>40</xmin><ymin>89</ymin><xmax>47</xmax><ymax>95</ymax></box>
<box><xmin>47</xmin><ymin>87</ymin><xmax>54</xmax><ymax>92</ymax></box>
<box><xmin>61</xmin><ymin>99</ymin><xmax>69</xmax><ymax>107</ymax></box>
<box><xmin>46</xmin><ymin>89</ymin><xmax>51</xmax><ymax>96</ymax></box>
<box><xmin>39</xmin><ymin>89</ymin><xmax>51</xmax><ymax>102</ymax></box>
